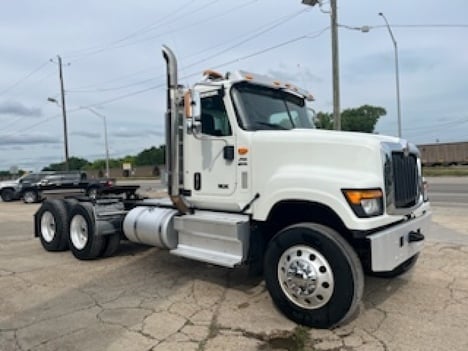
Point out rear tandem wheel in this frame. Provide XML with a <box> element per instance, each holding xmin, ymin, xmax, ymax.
<box><xmin>68</xmin><ymin>202</ymin><xmax>106</xmax><ymax>260</ymax></box>
<box><xmin>36</xmin><ymin>199</ymin><xmax>69</xmax><ymax>251</ymax></box>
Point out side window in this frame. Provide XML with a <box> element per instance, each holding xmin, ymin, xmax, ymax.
<box><xmin>200</xmin><ymin>93</ymin><xmax>232</xmax><ymax>136</ymax></box>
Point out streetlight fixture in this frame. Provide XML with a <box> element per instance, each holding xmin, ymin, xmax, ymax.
<box><xmin>81</xmin><ymin>107</ymin><xmax>111</xmax><ymax>178</ymax></box>
<box><xmin>379</xmin><ymin>12</ymin><xmax>402</xmax><ymax>138</ymax></box>
<box><xmin>302</xmin><ymin>0</ymin><xmax>341</xmax><ymax>130</ymax></box>
<box><xmin>47</xmin><ymin>97</ymin><xmax>70</xmax><ymax>170</ymax></box>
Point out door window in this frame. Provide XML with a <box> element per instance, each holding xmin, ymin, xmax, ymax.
<box><xmin>200</xmin><ymin>94</ymin><xmax>232</xmax><ymax>136</ymax></box>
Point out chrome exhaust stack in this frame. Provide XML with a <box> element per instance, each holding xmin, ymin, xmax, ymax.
<box><xmin>162</xmin><ymin>45</ymin><xmax>189</xmax><ymax>213</ymax></box>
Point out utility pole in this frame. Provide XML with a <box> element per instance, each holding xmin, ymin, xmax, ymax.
<box><xmin>57</xmin><ymin>55</ymin><xmax>70</xmax><ymax>170</ymax></box>
<box><xmin>302</xmin><ymin>0</ymin><xmax>341</xmax><ymax>130</ymax></box>
<box><xmin>330</xmin><ymin>0</ymin><xmax>341</xmax><ymax>130</ymax></box>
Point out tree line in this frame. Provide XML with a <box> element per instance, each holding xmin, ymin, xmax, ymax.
<box><xmin>41</xmin><ymin>145</ymin><xmax>166</xmax><ymax>172</ymax></box>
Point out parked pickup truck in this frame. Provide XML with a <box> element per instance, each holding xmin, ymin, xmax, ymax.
<box><xmin>0</xmin><ymin>172</ymin><xmax>54</xmax><ymax>202</ymax></box>
<box><xmin>23</xmin><ymin>171</ymin><xmax>139</xmax><ymax>203</ymax></box>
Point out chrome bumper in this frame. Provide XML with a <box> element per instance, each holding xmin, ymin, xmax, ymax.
<box><xmin>369</xmin><ymin>202</ymin><xmax>431</xmax><ymax>272</ymax></box>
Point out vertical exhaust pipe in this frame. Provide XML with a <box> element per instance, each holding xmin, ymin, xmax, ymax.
<box><xmin>162</xmin><ymin>45</ymin><xmax>189</xmax><ymax>213</ymax></box>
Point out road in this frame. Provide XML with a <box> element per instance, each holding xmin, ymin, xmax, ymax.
<box><xmin>426</xmin><ymin>176</ymin><xmax>468</xmax><ymax>206</ymax></box>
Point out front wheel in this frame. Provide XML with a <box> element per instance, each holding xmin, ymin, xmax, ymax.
<box><xmin>264</xmin><ymin>223</ymin><xmax>364</xmax><ymax>329</ymax></box>
<box><xmin>0</xmin><ymin>188</ymin><xmax>15</xmax><ymax>202</ymax></box>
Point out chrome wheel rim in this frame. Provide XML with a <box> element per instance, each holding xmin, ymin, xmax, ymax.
<box><xmin>40</xmin><ymin>211</ymin><xmax>56</xmax><ymax>243</ymax></box>
<box><xmin>278</xmin><ymin>245</ymin><xmax>334</xmax><ymax>309</ymax></box>
<box><xmin>88</xmin><ymin>189</ymin><xmax>97</xmax><ymax>199</ymax></box>
<box><xmin>70</xmin><ymin>214</ymin><xmax>88</xmax><ymax>250</ymax></box>
<box><xmin>24</xmin><ymin>191</ymin><xmax>35</xmax><ymax>203</ymax></box>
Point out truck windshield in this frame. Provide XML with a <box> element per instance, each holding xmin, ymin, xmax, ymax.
<box><xmin>231</xmin><ymin>82</ymin><xmax>314</xmax><ymax>131</ymax></box>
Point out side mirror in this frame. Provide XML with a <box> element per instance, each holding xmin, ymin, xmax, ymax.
<box><xmin>185</xmin><ymin>90</ymin><xmax>201</xmax><ymax>134</ymax></box>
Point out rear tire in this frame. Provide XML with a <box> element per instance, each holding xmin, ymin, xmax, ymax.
<box><xmin>0</xmin><ymin>188</ymin><xmax>15</xmax><ymax>202</ymax></box>
<box><xmin>100</xmin><ymin>233</ymin><xmax>121</xmax><ymax>258</ymax></box>
<box><xmin>36</xmin><ymin>199</ymin><xmax>69</xmax><ymax>251</ymax></box>
<box><xmin>264</xmin><ymin>223</ymin><xmax>364</xmax><ymax>329</ymax></box>
<box><xmin>23</xmin><ymin>189</ymin><xmax>39</xmax><ymax>203</ymax></box>
<box><xmin>68</xmin><ymin>202</ymin><xmax>105</xmax><ymax>260</ymax></box>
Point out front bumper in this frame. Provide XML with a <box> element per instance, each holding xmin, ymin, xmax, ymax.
<box><xmin>368</xmin><ymin>202</ymin><xmax>431</xmax><ymax>272</ymax></box>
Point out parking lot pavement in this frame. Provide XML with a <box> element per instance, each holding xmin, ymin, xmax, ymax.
<box><xmin>1</xmin><ymin>201</ymin><xmax>468</xmax><ymax>351</ymax></box>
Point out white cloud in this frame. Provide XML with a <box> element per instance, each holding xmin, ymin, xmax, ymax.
<box><xmin>0</xmin><ymin>134</ymin><xmax>59</xmax><ymax>146</ymax></box>
<box><xmin>0</xmin><ymin>101</ymin><xmax>42</xmax><ymax>117</ymax></box>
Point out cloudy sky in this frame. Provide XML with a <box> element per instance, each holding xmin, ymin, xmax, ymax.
<box><xmin>1</xmin><ymin>0</ymin><xmax>467</xmax><ymax>171</ymax></box>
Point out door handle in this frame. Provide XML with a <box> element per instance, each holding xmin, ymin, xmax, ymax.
<box><xmin>223</xmin><ymin>146</ymin><xmax>235</xmax><ymax>161</ymax></box>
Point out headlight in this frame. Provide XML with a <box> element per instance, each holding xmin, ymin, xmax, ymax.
<box><xmin>342</xmin><ymin>189</ymin><xmax>384</xmax><ymax>218</ymax></box>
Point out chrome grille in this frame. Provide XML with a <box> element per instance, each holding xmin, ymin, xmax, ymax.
<box><xmin>392</xmin><ymin>152</ymin><xmax>419</xmax><ymax>208</ymax></box>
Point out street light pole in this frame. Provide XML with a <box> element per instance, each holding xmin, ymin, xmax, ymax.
<box><xmin>302</xmin><ymin>0</ymin><xmax>341</xmax><ymax>130</ymax></box>
<box><xmin>82</xmin><ymin>107</ymin><xmax>110</xmax><ymax>178</ymax></box>
<box><xmin>57</xmin><ymin>55</ymin><xmax>69</xmax><ymax>170</ymax></box>
<box><xmin>379</xmin><ymin>12</ymin><xmax>402</xmax><ymax>138</ymax></box>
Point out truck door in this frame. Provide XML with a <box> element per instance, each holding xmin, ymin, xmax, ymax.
<box><xmin>184</xmin><ymin>90</ymin><xmax>237</xmax><ymax>198</ymax></box>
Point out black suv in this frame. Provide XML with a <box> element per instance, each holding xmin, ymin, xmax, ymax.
<box><xmin>0</xmin><ymin>172</ymin><xmax>55</xmax><ymax>202</ymax></box>
<box><xmin>39</xmin><ymin>171</ymin><xmax>87</xmax><ymax>186</ymax></box>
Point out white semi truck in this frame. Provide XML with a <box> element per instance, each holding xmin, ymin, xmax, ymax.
<box><xmin>34</xmin><ymin>46</ymin><xmax>431</xmax><ymax>328</ymax></box>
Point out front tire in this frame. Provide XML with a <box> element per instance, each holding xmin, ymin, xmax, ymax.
<box><xmin>0</xmin><ymin>188</ymin><xmax>15</xmax><ymax>202</ymax></box>
<box><xmin>264</xmin><ymin>223</ymin><xmax>364</xmax><ymax>329</ymax></box>
<box><xmin>69</xmin><ymin>203</ymin><xmax>105</xmax><ymax>260</ymax></box>
<box><xmin>36</xmin><ymin>200</ymin><xmax>69</xmax><ymax>251</ymax></box>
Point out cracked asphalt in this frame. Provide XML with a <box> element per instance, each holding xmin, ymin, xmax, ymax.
<box><xmin>1</xmin><ymin>200</ymin><xmax>468</xmax><ymax>351</ymax></box>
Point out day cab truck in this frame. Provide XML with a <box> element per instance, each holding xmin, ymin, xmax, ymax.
<box><xmin>34</xmin><ymin>46</ymin><xmax>431</xmax><ymax>328</ymax></box>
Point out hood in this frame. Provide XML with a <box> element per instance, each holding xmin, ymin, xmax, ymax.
<box><xmin>249</xmin><ymin>128</ymin><xmax>405</xmax><ymax>153</ymax></box>
<box><xmin>0</xmin><ymin>179</ymin><xmax>19</xmax><ymax>187</ymax></box>
<box><xmin>248</xmin><ymin>129</ymin><xmax>406</xmax><ymax>188</ymax></box>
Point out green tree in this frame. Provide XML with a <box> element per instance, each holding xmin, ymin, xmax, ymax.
<box><xmin>134</xmin><ymin>145</ymin><xmax>165</xmax><ymax>166</ymax></box>
<box><xmin>43</xmin><ymin>157</ymin><xmax>90</xmax><ymax>171</ymax></box>
<box><xmin>315</xmin><ymin>105</ymin><xmax>386</xmax><ymax>133</ymax></box>
<box><xmin>314</xmin><ymin>112</ymin><xmax>334</xmax><ymax>130</ymax></box>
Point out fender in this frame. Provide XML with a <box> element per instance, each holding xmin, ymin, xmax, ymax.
<box><xmin>252</xmin><ymin>165</ymin><xmax>403</xmax><ymax>231</ymax></box>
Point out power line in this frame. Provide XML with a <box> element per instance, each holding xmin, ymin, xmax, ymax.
<box><xmin>341</xmin><ymin>23</ymin><xmax>468</xmax><ymax>31</ymax></box>
<box><xmin>387</xmin><ymin>24</ymin><xmax>468</xmax><ymax>29</ymax></box>
<box><xmin>0</xmin><ymin>61</ymin><xmax>50</xmax><ymax>97</ymax></box>
<box><xmin>109</xmin><ymin>0</ymin><xmax>196</xmax><ymax>46</ymax></box>
<box><xmin>66</xmin><ymin>7</ymin><xmax>309</xmax><ymax>94</ymax></box>
<box><xmin>64</xmin><ymin>0</ymin><xmax>225</xmax><ymax>62</ymax></box>
<box><xmin>181</xmin><ymin>8</ymin><xmax>310</xmax><ymax>71</ymax></box>
<box><xmin>66</xmin><ymin>76</ymin><xmax>162</xmax><ymax>93</ymax></box>
<box><xmin>62</xmin><ymin>0</ymin><xmax>199</xmax><ymax>59</ymax></box>
<box><xmin>74</xmin><ymin>27</ymin><xmax>330</xmax><ymax>110</ymax></box>
<box><xmin>101</xmin><ymin>0</ymin><xmax>261</xmax><ymax>53</ymax></box>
